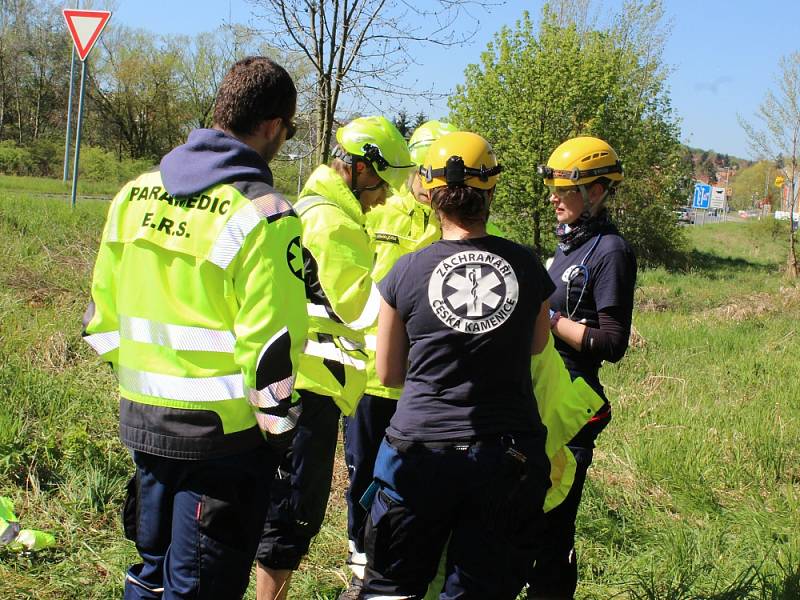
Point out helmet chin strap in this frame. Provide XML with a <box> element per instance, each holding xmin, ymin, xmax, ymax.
<box><xmin>350</xmin><ymin>155</ymin><xmax>362</xmax><ymax>199</ymax></box>
<box><xmin>578</xmin><ymin>183</ymin><xmax>609</xmax><ymax>219</ymax></box>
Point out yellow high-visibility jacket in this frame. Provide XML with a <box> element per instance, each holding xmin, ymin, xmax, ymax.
<box><xmin>531</xmin><ymin>333</ymin><xmax>605</xmax><ymax>511</ymax></box>
<box><xmin>293</xmin><ymin>165</ymin><xmax>375</xmax><ymax>415</ymax></box>
<box><xmin>83</xmin><ymin>168</ymin><xmax>308</xmax><ymax>459</ymax></box>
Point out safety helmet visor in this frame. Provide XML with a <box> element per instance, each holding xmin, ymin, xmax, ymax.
<box><xmin>546</xmin><ymin>184</ymin><xmax>580</xmax><ymax>199</ymax></box>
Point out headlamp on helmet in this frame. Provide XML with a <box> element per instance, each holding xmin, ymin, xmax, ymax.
<box><xmin>421</xmin><ymin>156</ymin><xmax>503</xmax><ymax>187</ymax></box>
<box><xmin>334</xmin><ymin>116</ymin><xmax>414</xmax><ymax>191</ymax></box>
<box><xmin>420</xmin><ymin>131</ymin><xmax>502</xmax><ymax>191</ymax></box>
<box><xmin>535</xmin><ymin>162</ymin><xmax>621</xmax><ymax>184</ymax></box>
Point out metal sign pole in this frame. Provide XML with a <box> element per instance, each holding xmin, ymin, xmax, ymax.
<box><xmin>62</xmin><ymin>0</ymin><xmax>79</xmax><ymax>182</ymax></box>
<box><xmin>69</xmin><ymin>60</ymin><xmax>87</xmax><ymax>209</ymax></box>
<box><xmin>62</xmin><ymin>45</ymin><xmax>76</xmax><ymax>182</ymax></box>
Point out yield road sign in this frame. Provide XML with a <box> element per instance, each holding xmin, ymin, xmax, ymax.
<box><xmin>63</xmin><ymin>9</ymin><xmax>111</xmax><ymax>61</ymax></box>
<box><xmin>692</xmin><ymin>183</ymin><xmax>711</xmax><ymax>209</ymax></box>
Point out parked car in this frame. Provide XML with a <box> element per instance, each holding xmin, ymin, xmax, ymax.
<box><xmin>675</xmin><ymin>207</ymin><xmax>694</xmax><ymax>225</ymax></box>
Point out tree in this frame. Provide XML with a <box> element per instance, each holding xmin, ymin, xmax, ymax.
<box><xmin>246</xmin><ymin>0</ymin><xmax>493</xmax><ymax>164</ymax></box>
<box><xmin>730</xmin><ymin>160</ymin><xmax>779</xmax><ymax>211</ymax></box>
<box><xmin>739</xmin><ymin>51</ymin><xmax>800</xmax><ymax>277</ymax></box>
<box><xmin>0</xmin><ymin>1</ymin><xmax>70</xmax><ymax>145</ymax></box>
<box><xmin>393</xmin><ymin>109</ymin><xmax>410</xmax><ymax>138</ymax></box>
<box><xmin>703</xmin><ymin>158</ymin><xmax>717</xmax><ymax>184</ymax></box>
<box><xmin>89</xmin><ymin>27</ymin><xmax>186</xmax><ymax>160</ymax></box>
<box><xmin>411</xmin><ymin>111</ymin><xmax>428</xmax><ymax>131</ymax></box>
<box><xmin>449</xmin><ymin>2</ymin><xmax>690</xmax><ymax>265</ymax></box>
<box><xmin>169</xmin><ymin>27</ymin><xmax>254</xmax><ymax>130</ymax></box>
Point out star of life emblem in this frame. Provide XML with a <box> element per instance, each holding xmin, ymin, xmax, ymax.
<box><xmin>428</xmin><ymin>250</ymin><xmax>519</xmax><ymax>334</ymax></box>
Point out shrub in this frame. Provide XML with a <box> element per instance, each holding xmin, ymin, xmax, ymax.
<box><xmin>28</xmin><ymin>139</ymin><xmax>63</xmax><ymax>178</ymax></box>
<box><xmin>0</xmin><ymin>140</ymin><xmax>34</xmax><ymax>175</ymax></box>
<box><xmin>79</xmin><ymin>146</ymin><xmax>120</xmax><ymax>182</ymax></box>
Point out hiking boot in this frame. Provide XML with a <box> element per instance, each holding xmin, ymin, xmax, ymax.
<box><xmin>337</xmin><ymin>575</ymin><xmax>363</xmax><ymax>600</ymax></box>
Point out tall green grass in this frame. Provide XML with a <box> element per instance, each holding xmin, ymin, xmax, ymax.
<box><xmin>0</xmin><ymin>196</ymin><xmax>797</xmax><ymax>599</ymax></box>
<box><xmin>0</xmin><ymin>174</ymin><xmax>123</xmax><ymax>198</ymax></box>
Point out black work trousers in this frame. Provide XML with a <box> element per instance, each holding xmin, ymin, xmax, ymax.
<box><xmin>362</xmin><ymin>433</ymin><xmax>550</xmax><ymax>599</ymax></box>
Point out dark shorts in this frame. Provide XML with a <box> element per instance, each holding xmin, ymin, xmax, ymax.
<box><xmin>123</xmin><ymin>444</ymin><xmax>278</xmax><ymax>600</ymax></box>
<box><xmin>362</xmin><ymin>433</ymin><xmax>550</xmax><ymax>599</ymax></box>
<box><xmin>256</xmin><ymin>390</ymin><xmax>341</xmax><ymax>570</ymax></box>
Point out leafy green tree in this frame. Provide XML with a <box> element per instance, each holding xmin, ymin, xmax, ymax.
<box><xmin>449</xmin><ymin>2</ymin><xmax>689</xmax><ymax>266</ymax></box>
<box><xmin>0</xmin><ymin>1</ymin><xmax>71</xmax><ymax>144</ymax></box>
<box><xmin>703</xmin><ymin>158</ymin><xmax>717</xmax><ymax>184</ymax></box>
<box><xmin>730</xmin><ymin>160</ymin><xmax>779</xmax><ymax>210</ymax></box>
<box><xmin>740</xmin><ymin>51</ymin><xmax>800</xmax><ymax>277</ymax></box>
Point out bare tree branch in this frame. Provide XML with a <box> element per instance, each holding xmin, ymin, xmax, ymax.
<box><xmin>246</xmin><ymin>0</ymin><xmax>503</xmax><ymax>162</ymax></box>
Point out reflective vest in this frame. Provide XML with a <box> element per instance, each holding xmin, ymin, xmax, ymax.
<box><xmin>293</xmin><ymin>165</ymin><xmax>374</xmax><ymax>415</ymax></box>
<box><xmin>83</xmin><ymin>171</ymin><xmax>308</xmax><ymax>459</ymax></box>
<box><xmin>360</xmin><ymin>190</ymin><xmax>440</xmax><ymax>400</ymax></box>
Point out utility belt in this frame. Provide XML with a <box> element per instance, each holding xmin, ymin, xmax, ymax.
<box><xmin>384</xmin><ymin>433</ymin><xmax>534</xmax><ymax>480</ymax></box>
<box><xmin>361</xmin><ymin>432</ymin><xmax>541</xmax><ymax>511</ymax></box>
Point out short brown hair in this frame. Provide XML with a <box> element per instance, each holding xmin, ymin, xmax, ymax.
<box><xmin>213</xmin><ymin>57</ymin><xmax>296</xmax><ymax>136</ymax></box>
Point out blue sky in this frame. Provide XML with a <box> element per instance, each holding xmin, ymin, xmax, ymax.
<box><xmin>107</xmin><ymin>0</ymin><xmax>800</xmax><ymax>160</ymax></box>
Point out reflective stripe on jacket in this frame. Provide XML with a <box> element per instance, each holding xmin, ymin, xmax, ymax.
<box><xmin>83</xmin><ymin>171</ymin><xmax>308</xmax><ymax>459</ymax></box>
<box><xmin>360</xmin><ymin>190</ymin><xmax>440</xmax><ymax>400</ymax></box>
<box><xmin>293</xmin><ymin>165</ymin><xmax>374</xmax><ymax>415</ymax></box>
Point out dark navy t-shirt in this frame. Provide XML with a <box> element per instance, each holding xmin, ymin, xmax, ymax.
<box><xmin>548</xmin><ymin>231</ymin><xmax>636</xmax><ymax>389</ymax></box>
<box><xmin>379</xmin><ymin>235</ymin><xmax>554</xmax><ymax>442</ymax></box>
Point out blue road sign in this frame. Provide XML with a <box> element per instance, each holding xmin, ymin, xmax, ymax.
<box><xmin>693</xmin><ymin>183</ymin><xmax>712</xmax><ymax>209</ymax></box>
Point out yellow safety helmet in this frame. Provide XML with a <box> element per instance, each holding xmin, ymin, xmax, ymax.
<box><xmin>537</xmin><ymin>136</ymin><xmax>623</xmax><ymax>188</ymax></box>
<box><xmin>419</xmin><ymin>131</ymin><xmax>502</xmax><ymax>191</ymax></box>
<box><xmin>408</xmin><ymin>120</ymin><xmax>458</xmax><ymax>166</ymax></box>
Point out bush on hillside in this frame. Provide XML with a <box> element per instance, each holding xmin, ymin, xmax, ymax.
<box><xmin>0</xmin><ymin>141</ymin><xmax>34</xmax><ymax>175</ymax></box>
<box><xmin>79</xmin><ymin>146</ymin><xmax>153</xmax><ymax>184</ymax></box>
<box><xmin>29</xmin><ymin>139</ymin><xmax>63</xmax><ymax>178</ymax></box>
<box><xmin>0</xmin><ymin>140</ymin><xmax>153</xmax><ymax>185</ymax></box>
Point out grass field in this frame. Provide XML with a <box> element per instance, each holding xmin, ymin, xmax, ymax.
<box><xmin>0</xmin><ymin>188</ymin><xmax>798</xmax><ymax>599</ymax></box>
<box><xmin>0</xmin><ymin>174</ymin><xmax>123</xmax><ymax>198</ymax></box>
